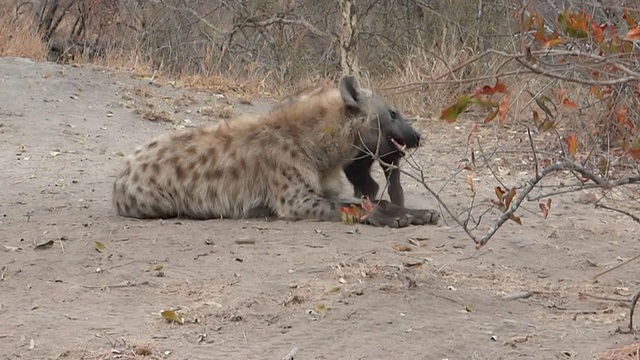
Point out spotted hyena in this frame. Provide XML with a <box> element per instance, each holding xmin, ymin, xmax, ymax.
<box><xmin>112</xmin><ymin>75</ymin><xmax>439</xmax><ymax>227</ymax></box>
<box><xmin>272</xmin><ymin>82</ymin><xmax>422</xmax><ymax>208</ymax></box>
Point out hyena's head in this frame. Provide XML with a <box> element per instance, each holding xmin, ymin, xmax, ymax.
<box><xmin>338</xmin><ymin>75</ymin><xmax>421</xmax><ymax>157</ymax></box>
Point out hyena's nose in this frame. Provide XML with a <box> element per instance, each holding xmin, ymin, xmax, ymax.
<box><xmin>412</xmin><ymin>130</ymin><xmax>421</xmax><ymax>147</ymax></box>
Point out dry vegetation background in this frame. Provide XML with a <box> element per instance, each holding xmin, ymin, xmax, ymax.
<box><xmin>0</xmin><ymin>0</ymin><xmax>520</xmax><ymax>109</ymax></box>
<box><xmin>3</xmin><ymin>0</ymin><xmax>640</xmax><ymax>357</ymax></box>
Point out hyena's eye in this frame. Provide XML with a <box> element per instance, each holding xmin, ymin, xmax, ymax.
<box><xmin>389</xmin><ymin>110</ymin><xmax>398</xmax><ymax>120</ymax></box>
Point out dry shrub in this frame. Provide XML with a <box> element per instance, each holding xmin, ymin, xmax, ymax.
<box><xmin>0</xmin><ymin>1</ymin><xmax>46</xmax><ymax>60</ymax></box>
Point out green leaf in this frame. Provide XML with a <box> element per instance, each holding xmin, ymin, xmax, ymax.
<box><xmin>440</xmin><ymin>96</ymin><xmax>471</xmax><ymax>122</ymax></box>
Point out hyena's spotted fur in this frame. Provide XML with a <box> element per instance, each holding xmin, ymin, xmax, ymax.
<box><xmin>112</xmin><ymin>75</ymin><xmax>382</xmax><ymax>222</ymax></box>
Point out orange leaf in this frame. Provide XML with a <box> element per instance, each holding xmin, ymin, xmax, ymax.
<box><xmin>627</xmin><ymin>148</ymin><xmax>640</xmax><ymax>161</ymax></box>
<box><xmin>543</xmin><ymin>38</ymin><xmax>565</xmax><ymax>49</ymax></box>
<box><xmin>495</xmin><ymin>187</ymin><xmax>505</xmax><ymax>202</ymax></box>
<box><xmin>509</xmin><ymin>213</ymin><xmax>523</xmax><ymax>225</ymax></box>
<box><xmin>590</xmin><ymin>86</ymin><xmax>602</xmax><ymax>99</ymax></box>
<box><xmin>498</xmin><ymin>94</ymin><xmax>510</xmax><ymax>122</ymax></box>
<box><xmin>562</xmin><ymin>98</ymin><xmax>578</xmax><ymax>110</ymax></box>
<box><xmin>466</xmin><ymin>174</ymin><xmax>475</xmax><ymax>192</ymax></box>
<box><xmin>624</xmin><ymin>10</ymin><xmax>638</xmax><ymax>28</ymax></box>
<box><xmin>590</xmin><ymin>22</ymin><xmax>604</xmax><ymax>44</ymax></box>
<box><xmin>538</xmin><ymin>199</ymin><xmax>551</xmax><ymax>219</ymax></box>
<box><xmin>565</xmin><ymin>133</ymin><xmax>578</xmax><ymax>156</ymax></box>
<box><xmin>532</xmin><ymin>110</ymin><xmax>540</xmax><ymax>125</ymax></box>
<box><xmin>339</xmin><ymin>205</ymin><xmax>362</xmax><ymax>224</ymax></box>
<box><xmin>476</xmin><ymin>80</ymin><xmax>508</xmax><ymax>96</ymax></box>
<box><xmin>523</xmin><ymin>13</ymin><xmax>533</xmax><ymax>31</ymax></box>
<box><xmin>624</xmin><ymin>27</ymin><xmax>640</xmax><ymax>41</ymax></box>
<box><xmin>616</xmin><ymin>104</ymin><xmax>628</xmax><ymax>123</ymax></box>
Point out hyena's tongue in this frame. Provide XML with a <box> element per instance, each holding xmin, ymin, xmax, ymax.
<box><xmin>390</xmin><ymin>138</ymin><xmax>407</xmax><ymax>155</ymax></box>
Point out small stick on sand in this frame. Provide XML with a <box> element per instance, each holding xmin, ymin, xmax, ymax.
<box><xmin>593</xmin><ymin>253</ymin><xmax>640</xmax><ymax>280</ymax></box>
<box><xmin>282</xmin><ymin>347</ymin><xmax>299</xmax><ymax>360</ymax></box>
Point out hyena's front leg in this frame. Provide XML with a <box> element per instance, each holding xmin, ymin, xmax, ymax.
<box><xmin>276</xmin><ymin>187</ymin><xmax>415</xmax><ymax>228</ymax></box>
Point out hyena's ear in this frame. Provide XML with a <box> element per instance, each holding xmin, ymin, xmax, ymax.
<box><xmin>339</xmin><ymin>75</ymin><xmax>364</xmax><ymax>110</ymax></box>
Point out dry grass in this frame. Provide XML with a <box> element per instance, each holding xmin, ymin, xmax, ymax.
<box><xmin>0</xmin><ymin>10</ymin><xmax>46</xmax><ymax>60</ymax></box>
<box><xmin>0</xmin><ymin>0</ymin><xmax>470</xmax><ymax>117</ymax></box>
<box><xmin>597</xmin><ymin>343</ymin><xmax>640</xmax><ymax>360</ymax></box>
<box><xmin>56</xmin><ymin>341</ymin><xmax>159</xmax><ymax>360</ymax></box>
<box><xmin>135</xmin><ymin>109</ymin><xmax>173</xmax><ymax>123</ymax></box>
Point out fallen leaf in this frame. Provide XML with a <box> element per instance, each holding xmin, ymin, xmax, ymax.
<box><xmin>614</xmin><ymin>287</ymin><xmax>630</xmax><ymax>296</ymax></box>
<box><xmin>392</xmin><ymin>244</ymin><xmax>412</xmax><ymax>252</ymax></box>
<box><xmin>49</xmin><ymin>151</ymin><xmax>61</xmax><ymax>157</ymax></box>
<box><xmin>3</xmin><ymin>245</ymin><xmax>22</xmax><ymax>252</ymax></box>
<box><xmin>466</xmin><ymin>174</ymin><xmax>475</xmax><ymax>192</ymax></box>
<box><xmin>403</xmin><ymin>261</ymin><xmax>424</xmax><ymax>269</ymax></box>
<box><xmin>314</xmin><ymin>304</ymin><xmax>328</xmax><ymax>312</ymax></box>
<box><xmin>94</xmin><ymin>241</ymin><xmax>106</xmax><ymax>253</ymax></box>
<box><xmin>161</xmin><ymin>310</ymin><xmax>185</xmax><ymax>324</ymax></box>
<box><xmin>115</xmin><ymin>151</ymin><xmax>125</xmax><ymax>157</ymax></box>
<box><xmin>34</xmin><ymin>239</ymin><xmax>54</xmax><ymax>250</ymax></box>
<box><xmin>562</xmin><ymin>97</ymin><xmax>578</xmax><ymax>110</ymax></box>
<box><xmin>324</xmin><ymin>285</ymin><xmax>341</xmax><ymax>295</ymax></box>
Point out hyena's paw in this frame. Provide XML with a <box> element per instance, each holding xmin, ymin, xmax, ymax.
<box><xmin>361</xmin><ymin>202</ymin><xmax>413</xmax><ymax>228</ymax></box>
<box><xmin>405</xmin><ymin>208</ymin><xmax>440</xmax><ymax>226</ymax></box>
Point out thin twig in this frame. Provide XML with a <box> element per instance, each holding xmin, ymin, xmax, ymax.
<box><xmin>619</xmin><ymin>289</ymin><xmax>640</xmax><ymax>334</ymax></box>
<box><xmin>593</xmin><ymin>253</ymin><xmax>640</xmax><ymax>280</ymax></box>
<box><xmin>527</xmin><ymin>128</ymin><xmax>539</xmax><ymax>178</ymax></box>
<box><xmin>596</xmin><ymin>203</ymin><xmax>640</xmax><ymax>224</ymax></box>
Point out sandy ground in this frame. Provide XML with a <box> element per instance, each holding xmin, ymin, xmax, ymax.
<box><xmin>1</xmin><ymin>56</ymin><xmax>639</xmax><ymax>360</ymax></box>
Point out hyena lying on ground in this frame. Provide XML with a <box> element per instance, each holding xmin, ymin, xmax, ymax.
<box><xmin>112</xmin><ymin>75</ymin><xmax>439</xmax><ymax>227</ymax></box>
<box><xmin>272</xmin><ymin>82</ymin><xmax>422</xmax><ymax>208</ymax></box>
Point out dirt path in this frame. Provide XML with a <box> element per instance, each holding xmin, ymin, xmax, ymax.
<box><xmin>1</xmin><ymin>56</ymin><xmax>638</xmax><ymax>360</ymax></box>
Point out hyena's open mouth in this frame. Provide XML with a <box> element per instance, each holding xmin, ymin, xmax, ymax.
<box><xmin>389</xmin><ymin>137</ymin><xmax>407</xmax><ymax>156</ymax></box>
